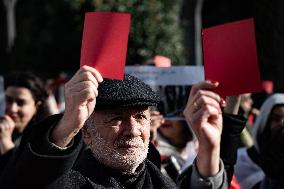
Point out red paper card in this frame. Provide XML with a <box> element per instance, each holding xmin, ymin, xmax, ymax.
<box><xmin>80</xmin><ymin>12</ymin><xmax>131</xmax><ymax>80</ymax></box>
<box><xmin>202</xmin><ymin>18</ymin><xmax>262</xmax><ymax>97</ymax></box>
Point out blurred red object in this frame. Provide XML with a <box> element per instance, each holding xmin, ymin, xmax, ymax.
<box><xmin>230</xmin><ymin>176</ymin><xmax>242</xmax><ymax>189</ymax></box>
<box><xmin>262</xmin><ymin>80</ymin><xmax>273</xmax><ymax>94</ymax></box>
<box><xmin>154</xmin><ymin>55</ymin><xmax>171</xmax><ymax>67</ymax></box>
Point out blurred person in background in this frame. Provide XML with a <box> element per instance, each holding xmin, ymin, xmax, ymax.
<box><xmin>149</xmin><ymin>95</ymin><xmax>246</xmax><ymax>186</ymax></box>
<box><xmin>250</xmin><ymin>80</ymin><xmax>274</xmax><ymax>125</ymax></box>
<box><xmin>239</xmin><ymin>93</ymin><xmax>253</xmax><ymax>119</ymax></box>
<box><xmin>235</xmin><ymin>93</ymin><xmax>284</xmax><ymax>189</ymax></box>
<box><xmin>0</xmin><ymin>72</ymin><xmax>53</xmax><ymax>172</ymax></box>
<box><xmin>149</xmin><ymin>108</ymin><xmax>165</xmax><ymax>143</ymax></box>
<box><xmin>155</xmin><ymin>110</ymin><xmax>198</xmax><ymax>181</ymax></box>
<box><xmin>238</xmin><ymin>93</ymin><xmax>254</xmax><ymax>148</ymax></box>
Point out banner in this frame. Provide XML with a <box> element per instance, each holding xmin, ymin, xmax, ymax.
<box><xmin>125</xmin><ymin>66</ymin><xmax>204</xmax><ymax>115</ymax></box>
<box><xmin>125</xmin><ymin>66</ymin><xmax>204</xmax><ymax>86</ymax></box>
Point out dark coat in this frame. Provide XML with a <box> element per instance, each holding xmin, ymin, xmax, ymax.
<box><xmin>220</xmin><ymin>114</ymin><xmax>246</xmax><ymax>184</ymax></box>
<box><xmin>0</xmin><ymin>122</ymin><xmax>34</xmax><ymax>175</ymax></box>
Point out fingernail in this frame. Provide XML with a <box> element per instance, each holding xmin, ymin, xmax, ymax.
<box><xmin>98</xmin><ymin>76</ymin><xmax>103</xmax><ymax>83</ymax></box>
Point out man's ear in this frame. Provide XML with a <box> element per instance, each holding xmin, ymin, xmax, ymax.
<box><xmin>82</xmin><ymin>126</ymin><xmax>92</xmax><ymax>145</ymax></box>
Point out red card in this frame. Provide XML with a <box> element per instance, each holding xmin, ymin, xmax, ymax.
<box><xmin>80</xmin><ymin>12</ymin><xmax>131</xmax><ymax>80</ymax></box>
<box><xmin>202</xmin><ymin>18</ymin><xmax>262</xmax><ymax>97</ymax></box>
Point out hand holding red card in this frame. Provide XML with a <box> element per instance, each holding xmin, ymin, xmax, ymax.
<box><xmin>202</xmin><ymin>18</ymin><xmax>262</xmax><ymax>97</ymax></box>
<box><xmin>80</xmin><ymin>12</ymin><xmax>131</xmax><ymax>80</ymax></box>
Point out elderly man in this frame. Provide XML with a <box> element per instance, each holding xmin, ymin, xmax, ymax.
<box><xmin>0</xmin><ymin>66</ymin><xmax>229</xmax><ymax>188</ymax></box>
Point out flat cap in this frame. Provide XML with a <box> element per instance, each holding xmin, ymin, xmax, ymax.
<box><xmin>96</xmin><ymin>74</ymin><xmax>160</xmax><ymax>109</ymax></box>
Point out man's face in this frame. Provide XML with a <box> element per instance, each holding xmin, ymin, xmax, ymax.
<box><xmin>83</xmin><ymin>106</ymin><xmax>151</xmax><ymax>173</ymax></box>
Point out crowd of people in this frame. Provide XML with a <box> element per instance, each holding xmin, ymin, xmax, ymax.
<box><xmin>0</xmin><ymin>66</ymin><xmax>281</xmax><ymax>189</ymax></box>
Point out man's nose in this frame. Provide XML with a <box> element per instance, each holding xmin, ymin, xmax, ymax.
<box><xmin>123</xmin><ymin>118</ymin><xmax>142</xmax><ymax>137</ymax></box>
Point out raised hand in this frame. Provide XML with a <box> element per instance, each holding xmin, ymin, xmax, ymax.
<box><xmin>183</xmin><ymin>80</ymin><xmax>226</xmax><ymax>177</ymax></box>
<box><xmin>51</xmin><ymin>66</ymin><xmax>103</xmax><ymax>147</ymax></box>
<box><xmin>0</xmin><ymin>115</ymin><xmax>15</xmax><ymax>154</ymax></box>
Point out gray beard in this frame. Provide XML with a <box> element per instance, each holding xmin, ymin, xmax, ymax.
<box><xmin>88</xmin><ymin>130</ymin><xmax>149</xmax><ymax>174</ymax></box>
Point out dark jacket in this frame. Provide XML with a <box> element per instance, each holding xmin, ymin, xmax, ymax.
<box><xmin>0</xmin><ymin>122</ymin><xmax>33</xmax><ymax>174</ymax></box>
<box><xmin>0</xmin><ymin>114</ymin><xmax>228</xmax><ymax>189</ymax></box>
<box><xmin>221</xmin><ymin>114</ymin><xmax>246</xmax><ymax>184</ymax></box>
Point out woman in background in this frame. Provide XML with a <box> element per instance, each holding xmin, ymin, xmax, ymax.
<box><xmin>0</xmin><ymin>72</ymin><xmax>51</xmax><ymax>169</ymax></box>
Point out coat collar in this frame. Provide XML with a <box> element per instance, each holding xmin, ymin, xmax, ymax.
<box><xmin>73</xmin><ymin>148</ymin><xmax>146</xmax><ymax>187</ymax></box>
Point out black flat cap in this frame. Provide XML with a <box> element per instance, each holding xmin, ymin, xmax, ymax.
<box><xmin>96</xmin><ymin>74</ymin><xmax>160</xmax><ymax>109</ymax></box>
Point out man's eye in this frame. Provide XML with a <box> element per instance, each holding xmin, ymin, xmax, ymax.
<box><xmin>135</xmin><ymin>114</ymin><xmax>147</xmax><ymax>120</ymax></box>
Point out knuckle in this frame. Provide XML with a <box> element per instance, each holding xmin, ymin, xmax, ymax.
<box><xmin>204</xmin><ymin>104</ymin><xmax>211</xmax><ymax>110</ymax></box>
<box><xmin>200</xmin><ymin>96</ymin><xmax>206</xmax><ymax>103</ymax></box>
<box><xmin>82</xmin><ymin>72</ymin><xmax>92</xmax><ymax>81</ymax></box>
<box><xmin>203</xmin><ymin>104</ymin><xmax>211</xmax><ymax>111</ymax></box>
<box><xmin>199</xmin><ymin>90</ymin><xmax>205</xmax><ymax>95</ymax></box>
<box><xmin>196</xmin><ymin>89</ymin><xmax>202</xmax><ymax>96</ymax></box>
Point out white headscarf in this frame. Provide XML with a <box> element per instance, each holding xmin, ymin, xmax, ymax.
<box><xmin>252</xmin><ymin>93</ymin><xmax>284</xmax><ymax>151</ymax></box>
